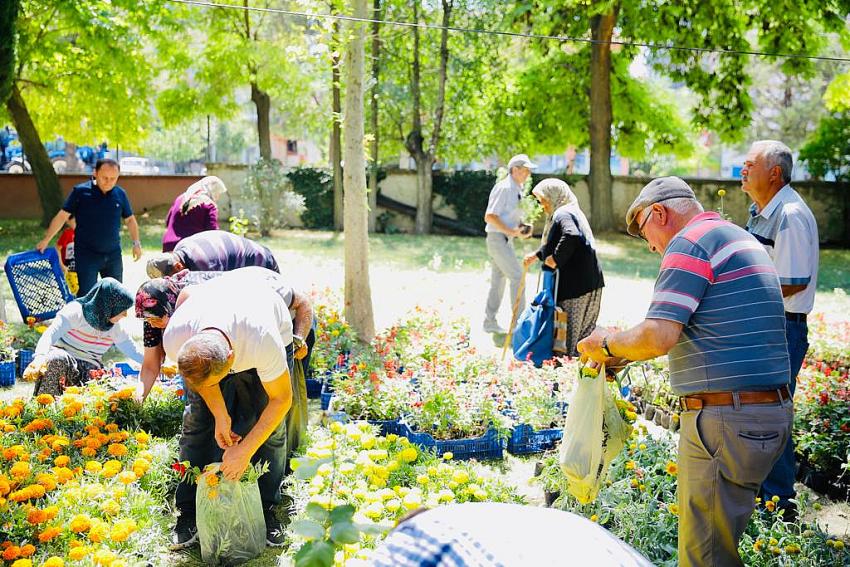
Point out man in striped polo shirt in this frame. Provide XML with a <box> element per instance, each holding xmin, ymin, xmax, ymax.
<box><xmin>742</xmin><ymin>140</ymin><xmax>818</xmax><ymax>517</ymax></box>
<box><xmin>145</xmin><ymin>230</ymin><xmax>279</xmax><ymax>278</ymax></box>
<box><xmin>578</xmin><ymin>177</ymin><xmax>792</xmax><ymax>567</ymax></box>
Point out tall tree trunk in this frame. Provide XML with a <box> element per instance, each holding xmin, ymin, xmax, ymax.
<box><xmin>367</xmin><ymin>0</ymin><xmax>381</xmax><ymax>233</ymax></box>
<box><xmin>343</xmin><ymin>0</ymin><xmax>375</xmax><ymax>343</ymax></box>
<box><xmin>331</xmin><ymin>15</ymin><xmax>344</xmax><ymax>231</ymax></box>
<box><xmin>0</xmin><ymin>0</ymin><xmax>19</xmax><ymax>105</ymax></box>
<box><xmin>588</xmin><ymin>8</ymin><xmax>618</xmax><ymax>231</ymax></box>
<box><xmin>251</xmin><ymin>81</ymin><xmax>272</xmax><ymax>161</ymax></box>
<box><xmin>6</xmin><ymin>85</ymin><xmax>63</xmax><ymax>225</ymax></box>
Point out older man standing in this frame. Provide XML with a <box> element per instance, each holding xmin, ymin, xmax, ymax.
<box><xmin>483</xmin><ymin>154</ymin><xmax>535</xmax><ymax>334</ymax></box>
<box><xmin>163</xmin><ymin>273</ymin><xmax>293</xmax><ymax>549</ymax></box>
<box><xmin>36</xmin><ymin>158</ymin><xmax>142</xmax><ymax>295</ymax></box>
<box><xmin>742</xmin><ymin>140</ymin><xmax>818</xmax><ymax>517</ymax></box>
<box><xmin>578</xmin><ymin>177</ymin><xmax>792</xmax><ymax>567</ymax></box>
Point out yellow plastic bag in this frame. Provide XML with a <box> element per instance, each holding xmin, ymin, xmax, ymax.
<box><xmin>196</xmin><ymin>463</ymin><xmax>265</xmax><ymax>565</ymax></box>
<box><xmin>559</xmin><ymin>365</ymin><xmax>606</xmax><ymax>504</ymax></box>
<box><xmin>559</xmin><ymin>365</ymin><xmax>633</xmax><ymax>504</ymax></box>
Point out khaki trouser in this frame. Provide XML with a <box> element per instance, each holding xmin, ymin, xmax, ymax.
<box><xmin>678</xmin><ymin>400</ymin><xmax>793</xmax><ymax>567</ymax></box>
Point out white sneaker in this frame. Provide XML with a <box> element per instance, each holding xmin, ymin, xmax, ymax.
<box><xmin>483</xmin><ymin>320</ymin><xmax>508</xmax><ymax>334</ymax></box>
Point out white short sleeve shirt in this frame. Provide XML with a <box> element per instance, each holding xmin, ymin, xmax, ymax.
<box><xmin>746</xmin><ymin>185</ymin><xmax>819</xmax><ymax>314</ymax></box>
<box><xmin>163</xmin><ymin>275</ymin><xmax>293</xmax><ymax>382</ymax></box>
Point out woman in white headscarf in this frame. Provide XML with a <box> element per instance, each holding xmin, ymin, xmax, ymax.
<box><xmin>523</xmin><ymin>178</ymin><xmax>604</xmax><ymax>356</ymax></box>
<box><xmin>162</xmin><ymin>176</ymin><xmax>228</xmax><ymax>252</ymax></box>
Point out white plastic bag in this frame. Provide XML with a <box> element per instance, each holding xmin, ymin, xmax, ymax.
<box><xmin>560</xmin><ymin>365</ymin><xmax>633</xmax><ymax>504</ymax></box>
<box><xmin>196</xmin><ymin>463</ymin><xmax>265</xmax><ymax>565</ymax></box>
<box><xmin>559</xmin><ymin>366</ymin><xmax>606</xmax><ymax>504</ymax></box>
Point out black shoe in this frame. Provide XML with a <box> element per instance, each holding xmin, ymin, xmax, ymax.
<box><xmin>264</xmin><ymin>507</ymin><xmax>286</xmax><ymax>547</ymax></box>
<box><xmin>171</xmin><ymin>512</ymin><xmax>198</xmax><ymax>550</ymax></box>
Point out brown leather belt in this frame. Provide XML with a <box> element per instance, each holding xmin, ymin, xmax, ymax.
<box><xmin>680</xmin><ymin>386</ymin><xmax>791</xmax><ymax>411</ymax></box>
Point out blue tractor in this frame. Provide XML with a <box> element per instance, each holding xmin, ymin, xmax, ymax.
<box><xmin>0</xmin><ymin>127</ymin><xmax>108</xmax><ymax>173</ymax></box>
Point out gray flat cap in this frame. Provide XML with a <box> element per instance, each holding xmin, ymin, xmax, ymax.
<box><xmin>625</xmin><ymin>176</ymin><xmax>697</xmax><ymax>236</ymax></box>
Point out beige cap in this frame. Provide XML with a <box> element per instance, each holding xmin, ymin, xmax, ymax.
<box><xmin>507</xmin><ymin>154</ymin><xmax>538</xmax><ymax>170</ymax></box>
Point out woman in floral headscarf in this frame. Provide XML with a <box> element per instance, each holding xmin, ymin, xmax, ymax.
<box><xmin>24</xmin><ymin>278</ymin><xmax>143</xmax><ymax>396</ymax></box>
<box><xmin>161</xmin><ymin>176</ymin><xmax>228</xmax><ymax>252</ymax></box>
<box><xmin>522</xmin><ymin>178</ymin><xmax>604</xmax><ymax>356</ymax></box>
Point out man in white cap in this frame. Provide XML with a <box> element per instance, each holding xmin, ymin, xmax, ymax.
<box><xmin>482</xmin><ymin>154</ymin><xmax>536</xmax><ymax>334</ymax></box>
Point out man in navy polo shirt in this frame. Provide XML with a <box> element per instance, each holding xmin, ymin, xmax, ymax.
<box><xmin>37</xmin><ymin>158</ymin><xmax>142</xmax><ymax>295</ymax></box>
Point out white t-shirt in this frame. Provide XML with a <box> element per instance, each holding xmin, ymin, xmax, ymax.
<box><xmin>163</xmin><ymin>275</ymin><xmax>292</xmax><ymax>382</ymax></box>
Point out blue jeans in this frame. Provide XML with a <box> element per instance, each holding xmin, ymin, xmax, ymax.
<box><xmin>176</xmin><ymin>347</ymin><xmax>293</xmax><ymax>516</ymax></box>
<box><xmin>75</xmin><ymin>245</ymin><xmax>123</xmax><ymax>296</ymax></box>
<box><xmin>760</xmin><ymin>318</ymin><xmax>808</xmax><ymax>505</ymax></box>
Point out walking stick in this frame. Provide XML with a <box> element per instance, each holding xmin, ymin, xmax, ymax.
<box><xmin>501</xmin><ymin>263</ymin><xmax>530</xmax><ymax>362</ymax></box>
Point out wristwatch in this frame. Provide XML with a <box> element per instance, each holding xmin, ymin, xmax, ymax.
<box><xmin>132</xmin><ymin>240</ymin><xmax>142</xmax><ymax>247</ymax></box>
<box><xmin>601</xmin><ymin>336</ymin><xmax>613</xmax><ymax>358</ymax></box>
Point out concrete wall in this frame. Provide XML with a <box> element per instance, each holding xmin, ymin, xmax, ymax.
<box><xmin>0</xmin><ymin>173</ymin><xmax>203</xmax><ymax>219</ymax></box>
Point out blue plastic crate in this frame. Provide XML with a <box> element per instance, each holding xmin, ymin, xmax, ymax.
<box><xmin>306</xmin><ymin>378</ymin><xmax>323</xmax><ymax>399</ymax></box>
<box><xmin>0</xmin><ymin>361</ymin><xmax>16</xmax><ymax>387</ymax></box>
<box><xmin>4</xmin><ymin>249</ymin><xmax>74</xmax><ymax>322</ymax></box>
<box><xmin>16</xmin><ymin>349</ymin><xmax>35</xmax><ymax>376</ymax></box>
<box><xmin>398</xmin><ymin>422</ymin><xmax>504</xmax><ymax>461</ymax></box>
<box><xmin>507</xmin><ymin>424</ymin><xmax>563</xmax><ymax>455</ymax></box>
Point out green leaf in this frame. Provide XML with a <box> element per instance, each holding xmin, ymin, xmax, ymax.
<box><xmin>294</xmin><ymin>461</ymin><xmax>320</xmax><ymax>481</ymax></box>
<box><xmin>329</xmin><ymin>521</ymin><xmax>360</xmax><ymax>545</ymax></box>
<box><xmin>290</xmin><ymin>519</ymin><xmax>326</xmax><ymax>541</ymax></box>
<box><xmin>328</xmin><ymin>504</ymin><xmax>355</xmax><ymax>524</ymax></box>
<box><xmin>295</xmin><ymin>541</ymin><xmax>335</xmax><ymax>567</ymax></box>
<box><xmin>305</xmin><ymin>502</ymin><xmax>330</xmax><ymax>523</ymax></box>
<box><xmin>355</xmin><ymin>522</ymin><xmax>392</xmax><ymax>536</ymax></box>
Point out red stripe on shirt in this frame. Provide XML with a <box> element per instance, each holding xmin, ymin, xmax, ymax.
<box><xmin>66</xmin><ymin>330</ymin><xmax>113</xmax><ymax>347</ymax></box>
<box><xmin>715</xmin><ymin>264</ymin><xmax>777</xmax><ymax>283</ymax></box>
<box><xmin>660</xmin><ymin>253</ymin><xmax>715</xmax><ymax>282</ymax></box>
<box><xmin>680</xmin><ymin>212</ymin><xmax>726</xmax><ymax>243</ymax></box>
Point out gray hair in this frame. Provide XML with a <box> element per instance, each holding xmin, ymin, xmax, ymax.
<box><xmin>146</xmin><ymin>253</ymin><xmax>179</xmax><ymax>279</ymax></box>
<box><xmin>177</xmin><ymin>332</ymin><xmax>230</xmax><ymax>388</ymax></box>
<box><xmin>752</xmin><ymin>140</ymin><xmax>793</xmax><ymax>184</ymax></box>
<box><xmin>664</xmin><ymin>197</ymin><xmax>704</xmax><ymax>216</ymax></box>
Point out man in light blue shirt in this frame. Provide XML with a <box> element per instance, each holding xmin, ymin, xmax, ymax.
<box><xmin>483</xmin><ymin>154</ymin><xmax>535</xmax><ymax>334</ymax></box>
<box><xmin>742</xmin><ymin>139</ymin><xmax>819</xmax><ymax>519</ymax></box>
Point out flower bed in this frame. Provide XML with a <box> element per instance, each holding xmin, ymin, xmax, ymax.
<box><xmin>0</xmin><ymin>381</ymin><xmax>182</xmax><ymax>566</ymax></box>
<box><xmin>284</xmin><ymin>421</ymin><xmax>523</xmax><ymax>564</ymax></box>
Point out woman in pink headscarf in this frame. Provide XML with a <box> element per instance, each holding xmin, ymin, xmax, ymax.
<box><xmin>161</xmin><ymin>176</ymin><xmax>228</xmax><ymax>252</ymax></box>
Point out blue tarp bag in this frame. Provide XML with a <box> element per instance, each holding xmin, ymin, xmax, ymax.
<box><xmin>512</xmin><ymin>269</ymin><xmax>557</xmax><ymax>367</ymax></box>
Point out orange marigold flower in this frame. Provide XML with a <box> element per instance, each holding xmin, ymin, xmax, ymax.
<box><xmin>81</xmin><ymin>447</ymin><xmax>97</xmax><ymax>458</ymax></box>
<box><xmin>53</xmin><ymin>467</ymin><xmax>74</xmax><ymax>484</ymax></box>
<box><xmin>54</xmin><ymin>455</ymin><xmax>70</xmax><ymax>467</ymax></box>
<box><xmin>37</xmin><ymin>526</ymin><xmax>62</xmax><ymax>543</ymax></box>
<box><xmin>665</xmin><ymin>461</ymin><xmax>678</xmax><ymax>476</ymax></box>
<box><xmin>36</xmin><ymin>394</ymin><xmax>55</xmax><ymax>405</ymax></box>
<box><xmin>107</xmin><ymin>444</ymin><xmax>128</xmax><ymax>458</ymax></box>
<box><xmin>118</xmin><ymin>471</ymin><xmax>136</xmax><ymax>485</ymax></box>
<box><xmin>26</xmin><ymin>508</ymin><xmax>48</xmax><ymax>524</ymax></box>
<box><xmin>36</xmin><ymin>473</ymin><xmax>58</xmax><ymax>491</ymax></box>
<box><xmin>2</xmin><ymin>545</ymin><xmax>21</xmax><ymax>560</ymax></box>
<box><xmin>10</xmin><ymin>461</ymin><xmax>31</xmax><ymax>478</ymax></box>
<box><xmin>19</xmin><ymin>544</ymin><xmax>35</xmax><ymax>557</ymax></box>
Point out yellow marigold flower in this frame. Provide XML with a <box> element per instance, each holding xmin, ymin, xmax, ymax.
<box><xmin>638</xmin><ymin>443</ymin><xmax>647</xmax><ymax>451</ymax></box>
<box><xmin>11</xmin><ymin>559</ymin><xmax>32</xmax><ymax>567</ymax></box>
<box><xmin>399</xmin><ymin>447</ymin><xmax>418</xmax><ymax>463</ymax></box>
<box><xmin>110</xmin><ymin>519</ymin><xmax>137</xmax><ymax>542</ymax></box>
<box><xmin>43</xmin><ymin>558</ymin><xmax>64</xmax><ymax>567</ymax></box>
<box><xmin>590</xmin><ymin>514</ymin><xmax>598</xmax><ymax>522</ymax></box>
<box><xmin>765</xmin><ymin>501</ymin><xmax>776</xmax><ymax>512</ymax></box>
<box><xmin>625</xmin><ymin>460</ymin><xmax>636</xmax><ymax>470</ymax></box>
<box><xmin>88</xmin><ymin>519</ymin><xmax>109</xmax><ymax>543</ymax></box>
<box><xmin>92</xmin><ymin>548</ymin><xmax>116</xmax><ymax>566</ymax></box>
<box><xmin>69</xmin><ymin>515</ymin><xmax>92</xmax><ymax>533</ymax></box>
<box><xmin>784</xmin><ymin>544</ymin><xmax>801</xmax><ymax>554</ymax></box>
<box><xmin>665</xmin><ymin>461</ymin><xmax>678</xmax><ymax>476</ymax></box>
<box><xmin>668</xmin><ymin>504</ymin><xmax>679</xmax><ymax>515</ymax></box>
<box><xmin>36</xmin><ymin>394</ymin><xmax>55</xmax><ymax>405</ymax></box>
<box><xmin>442</xmin><ymin>452</ymin><xmax>453</xmax><ymax>460</ymax></box>
<box><xmin>208</xmin><ymin>489</ymin><xmax>218</xmax><ymax>500</ymax></box>
<box><xmin>54</xmin><ymin>455</ymin><xmax>70</xmax><ymax>467</ymax></box>
<box><xmin>100</xmin><ymin>499</ymin><xmax>121</xmax><ymax>516</ymax></box>
<box><xmin>134</xmin><ymin>432</ymin><xmax>150</xmax><ymax>445</ymax></box>
<box><xmin>118</xmin><ymin>471</ymin><xmax>137</xmax><ymax>485</ymax></box>
<box><xmin>53</xmin><ymin>467</ymin><xmax>74</xmax><ymax>484</ymax></box>
<box><xmin>36</xmin><ymin>472</ymin><xmax>58</xmax><ymax>491</ymax></box>
<box><xmin>68</xmin><ymin>546</ymin><xmax>89</xmax><ymax>561</ymax></box>
<box><xmin>833</xmin><ymin>540</ymin><xmax>844</xmax><ymax>550</ymax></box>
<box><xmin>85</xmin><ymin>461</ymin><xmax>102</xmax><ymax>474</ymax></box>
<box><xmin>107</xmin><ymin>444</ymin><xmax>128</xmax><ymax>458</ymax></box>
<box><xmin>10</xmin><ymin>461</ymin><xmax>31</xmax><ymax>478</ymax></box>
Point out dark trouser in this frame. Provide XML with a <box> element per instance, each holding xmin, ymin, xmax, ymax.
<box><xmin>176</xmin><ymin>350</ymin><xmax>293</xmax><ymax>516</ymax></box>
<box><xmin>302</xmin><ymin>321</ymin><xmax>316</xmax><ymax>380</ymax></box>
<box><xmin>33</xmin><ymin>348</ymin><xmax>100</xmax><ymax>397</ymax></box>
<box><xmin>75</xmin><ymin>245</ymin><xmax>123</xmax><ymax>296</ymax></box>
<box><xmin>759</xmin><ymin>318</ymin><xmax>808</xmax><ymax>506</ymax></box>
